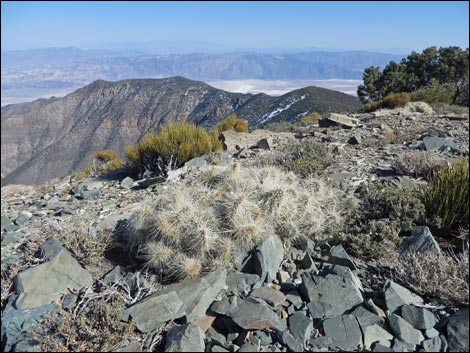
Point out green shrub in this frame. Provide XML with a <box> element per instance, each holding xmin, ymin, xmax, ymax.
<box><xmin>213</xmin><ymin>113</ymin><xmax>249</xmax><ymax>133</ymax></box>
<box><xmin>294</xmin><ymin>112</ymin><xmax>321</xmax><ymax>126</ymax></box>
<box><xmin>94</xmin><ymin>149</ymin><xmax>125</xmax><ymax>175</ymax></box>
<box><xmin>420</xmin><ymin>157</ymin><xmax>469</xmax><ymax>237</ymax></box>
<box><xmin>431</xmin><ymin>103</ymin><xmax>470</xmax><ymax>115</ymax></box>
<box><xmin>331</xmin><ymin>180</ymin><xmax>427</xmax><ymax>260</ymax></box>
<box><xmin>363</xmin><ymin>92</ymin><xmax>411</xmax><ymax>112</ymax></box>
<box><xmin>411</xmin><ymin>79</ymin><xmax>457</xmax><ymax>104</ymax></box>
<box><xmin>125</xmin><ymin>123</ymin><xmax>221</xmax><ymax>176</ymax></box>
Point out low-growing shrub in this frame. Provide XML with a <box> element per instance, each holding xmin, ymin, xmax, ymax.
<box><xmin>363</xmin><ymin>92</ymin><xmax>411</xmax><ymax>112</ymax></box>
<box><xmin>38</xmin><ymin>298</ymin><xmax>137</xmax><ymax>352</ymax></box>
<box><xmin>389</xmin><ymin>250</ymin><xmax>469</xmax><ymax>306</ymax></box>
<box><xmin>213</xmin><ymin>113</ymin><xmax>249</xmax><ymax>133</ymax></box>
<box><xmin>118</xmin><ymin>165</ymin><xmax>342</xmax><ymax>282</ymax></box>
<box><xmin>420</xmin><ymin>157</ymin><xmax>469</xmax><ymax>237</ymax></box>
<box><xmin>264</xmin><ymin>121</ymin><xmax>295</xmax><ymax>132</ymax></box>
<box><xmin>331</xmin><ymin>180</ymin><xmax>427</xmax><ymax>260</ymax></box>
<box><xmin>254</xmin><ymin>139</ymin><xmax>332</xmax><ymax>178</ymax></box>
<box><xmin>125</xmin><ymin>123</ymin><xmax>221</xmax><ymax>176</ymax></box>
<box><xmin>392</xmin><ymin>150</ymin><xmax>447</xmax><ymax>179</ymax></box>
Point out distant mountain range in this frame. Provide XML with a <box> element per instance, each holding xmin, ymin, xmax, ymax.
<box><xmin>1</xmin><ymin>47</ymin><xmax>404</xmax><ymax>105</ymax></box>
<box><xmin>1</xmin><ymin>77</ymin><xmax>360</xmax><ymax>185</ymax></box>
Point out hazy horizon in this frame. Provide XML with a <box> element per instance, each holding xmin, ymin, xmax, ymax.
<box><xmin>2</xmin><ymin>1</ymin><xmax>468</xmax><ymax>53</ymax></box>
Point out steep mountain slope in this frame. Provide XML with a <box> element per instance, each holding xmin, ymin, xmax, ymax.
<box><xmin>1</xmin><ymin>77</ymin><xmax>360</xmax><ymax>185</ymax></box>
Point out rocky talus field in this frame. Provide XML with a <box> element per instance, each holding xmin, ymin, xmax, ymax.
<box><xmin>1</xmin><ymin>103</ymin><xmax>469</xmax><ymax>352</ymax></box>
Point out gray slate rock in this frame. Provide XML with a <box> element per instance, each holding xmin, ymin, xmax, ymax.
<box><xmin>399</xmin><ymin>226</ymin><xmax>441</xmax><ymax>255</ymax></box>
<box><xmin>383</xmin><ymin>280</ymin><xmax>423</xmax><ymax>313</ymax></box>
<box><xmin>210</xmin><ymin>296</ymin><xmax>278</xmax><ymax>330</ymax></box>
<box><xmin>328</xmin><ymin>244</ymin><xmax>356</xmax><ymax>270</ymax></box>
<box><xmin>401</xmin><ymin>305</ymin><xmax>437</xmax><ymax>330</ymax></box>
<box><xmin>363</xmin><ymin>324</ymin><xmax>394</xmax><ymax>349</ymax></box>
<box><xmin>155</xmin><ymin>268</ymin><xmax>227</xmax><ymax>323</ymax></box>
<box><xmin>253</xmin><ymin>235</ymin><xmax>284</xmax><ymax>283</ymax></box>
<box><xmin>1</xmin><ymin>303</ymin><xmax>61</xmax><ymax>352</ymax></box>
<box><xmin>288</xmin><ymin>311</ymin><xmax>313</xmax><ymax>345</ymax></box>
<box><xmin>164</xmin><ymin>324</ymin><xmax>205</xmax><ymax>352</ymax></box>
<box><xmin>122</xmin><ymin>291</ymin><xmax>186</xmax><ymax>332</ymax></box>
<box><xmin>446</xmin><ymin>309</ymin><xmax>469</xmax><ymax>352</ymax></box>
<box><xmin>422</xmin><ymin>336</ymin><xmax>445</xmax><ymax>352</ymax></box>
<box><xmin>387</xmin><ymin>314</ymin><xmax>425</xmax><ymax>346</ymax></box>
<box><xmin>237</xmin><ymin>342</ymin><xmax>258</xmax><ymax>352</ymax></box>
<box><xmin>322</xmin><ymin>315</ymin><xmax>363</xmax><ymax>350</ymax></box>
<box><xmin>14</xmin><ymin>237</ymin><xmax>93</xmax><ymax>309</ymax></box>
<box><xmin>250</xmin><ymin>286</ymin><xmax>285</xmax><ymax>307</ymax></box>
<box><xmin>351</xmin><ymin>305</ymin><xmax>385</xmax><ymax>328</ymax></box>
<box><xmin>348</xmin><ymin>135</ymin><xmax>362</xmax><ymax>145</ymax></box>
<box><xmin>257</xmin><ymin>138</ymin><xmax>273</xmax><ymax>150</ymax></box>
<box><xmin>300</xmin><ymin>273</ymin><xmax>363</xmax><ymax>319</ymax></box>
<box><xmin>226</xmin><ymin>272</ymin><xmax>260</xmax><ymax>294</ymax></box>
<box><xmin>423</xmin><ymin>136</ymin><xmax>457</xmax><ymax>152</ymax></box>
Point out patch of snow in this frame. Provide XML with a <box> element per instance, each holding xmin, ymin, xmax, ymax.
<box><xmin>258</xmin><ymin>95</ymin><xmax>306</xmax><ymax>125</ymax></box>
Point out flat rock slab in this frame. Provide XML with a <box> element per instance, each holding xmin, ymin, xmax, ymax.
<box><xmin>383</xmin><ymin>280</ymin><xmax>423</xmax><ymax>313</ymax></box>
<box><xmin>322</xmin><ymin>315</ymin><xmax>363</xmax><ymax>350</ymax></box>
<box><xmin>164</xmin><ymin>324</ymin><xmax>205</xmax><ymax>352</ymax></box>
<box><xmin>250</xmin><ymin>286</ymin><xmax>286</xmax><ymax>307</ymax></box>
<box><xmin>423</xmin><ymin>136</ymin><xmax>457</xmax><ymax>152</ymax></box>
<box><xmin>319</xmin><ymin>113</ymin><xmax>359</xmax><ymax>129</ymax></box>
<box><xmin>14</xmin><ymin>238</ymin><xmax>93</xmax><ymax>309</ymax></box>
<box><xmin>351</xmin><ymin>305</ymin><xmax>385</xmax><ymax>328</ymax></box>
<box><xmin>122</xmin><ymin>291</ymin><xmax>186</xmax><ymax>333</ymax></box>
<box><xmin>210</xmin><ymin>296</ymin><xmax>278</xmax><ymax>330</ymax></box>
<box><xmin>227</xmin><ymin>272</ymin><xmax>260</xmax><ymax>294</ymax></box>
<box><xmin>446</xmin><ymin>309</ymin><xmax>469</xmax><ymax>352</ymax></box>
<box><xmin>300</xmin><ymin>273</ymin><xmax>363</xmax><ymax>319</ymax></box>
<box><xmin>387</xmin><ymin>314</ymin><xmax>425</xmax><ymax>346</ymax></box>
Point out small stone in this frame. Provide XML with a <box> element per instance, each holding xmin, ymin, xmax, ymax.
<box><xmin>237</xmin><ymin>342</ymin><xmax>258</xmax><ymax>352</ymax></box>
<box><xmin>257</xmin><ymin>138</ymin><xmax>273</xmax><ymax>150</ymax></box>
<box><xmin>121</xmin><ymin>177</ymin><xmax>134</xmax><ymax>188</ymax></box>
<box><xmin>274</xmin><ymin>330</ymin><xmax>303</xmax><ymax>352</ymax></box>
<box><xmin>422</xmin><ymin>336</ymin><xmax>444</xmax><ymax>352</ymax></box>
<box><xmin>277</xmin><ymin>270</ymin><xmax>290</xmax><ymax>283</ymax></box>
<box><xmin>352</xmin><ymin>305</ymin><xmax>385</xmax><ymax>328</ymax></box>
<box><xmin>348</xmin><ymin>135</ymin><xmax>362</xmax><ymax>145</ymax></box>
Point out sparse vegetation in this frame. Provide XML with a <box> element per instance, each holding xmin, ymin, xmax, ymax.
<box><xmin>392</xmin><ymin>150</ymin><xmax>447</xmax><ymax>179</ymax></box>
<box><xmin>254</xmin><ymin>139</ymin><xmax>332</xmax><ymax>178</ymax></box>
<box><xmin>125</xmin><ymin>123</ymin><xmax>222</xmax><ymax>176</ymax></box>
<box><xmin>119</xmin><ymin>165</ymin><xmax>342</xmax><ymax>282</ymax></box>
<box><xmin>389</xmin><ymin>250</ymin><xmax>469</xmax><ymax>306</ymax></box>
<box><xmin>410</xmin><ymin>78</ymin><xmax>457</xmax><ymax>105</ymax></box>
<box><xmin>420</xmin><ymin>157</ymin><xmax>469</xmax><ymax>238</ymax></box>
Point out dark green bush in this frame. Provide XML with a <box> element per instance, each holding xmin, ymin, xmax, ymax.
<box><xmin>411</xmin><ymin>79</ymin><xmax>457</xmax><ymax>104</ymax></box>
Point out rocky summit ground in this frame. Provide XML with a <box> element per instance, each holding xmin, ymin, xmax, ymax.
<box><xmin>1</xmin><ymin>103</ymin><xmax>469</xmax><ymax>352</ymax></box>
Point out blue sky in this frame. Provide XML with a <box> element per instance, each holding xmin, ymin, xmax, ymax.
<box><xmin>2</xmin><ymin>1</ymin><xmax>469</xmax><ymax>53</ymax></box>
